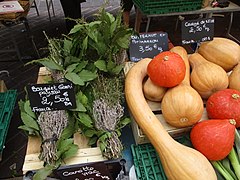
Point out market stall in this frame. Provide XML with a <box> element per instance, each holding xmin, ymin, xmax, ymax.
<box><xmin>16</xmin><ymin>2</ymin><xmax>240</xmax><ymax>180</ymax></box>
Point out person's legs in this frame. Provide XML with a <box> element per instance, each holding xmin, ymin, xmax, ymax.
<box><xmin>121</xmin><ymin>0</ymin><xmax>134</xmax><ymax>26</ymax></box>
<box><xmin>60</xmin><ymin>0</ymin><xmax>82</xmax><ymax>32</ymax></box>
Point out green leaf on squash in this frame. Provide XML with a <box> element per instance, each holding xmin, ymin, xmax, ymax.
<box><xmin>94</xmin><ymin>60</ymin><xmax>107</xmax><ymax>72</ymax></box>
<box><xmin>65</xmin><ymin>72</ymin><xmax>85</xmax><ymax>86</ymax></box>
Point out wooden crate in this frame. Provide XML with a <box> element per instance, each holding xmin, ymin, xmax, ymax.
<box><xmin>23</xmin><ymin>133</ymin><xmax>106</xmax><ymax>174</ymax></box>
<box><xmin>22</xmin><ymin>67</ymin><xmax>106</xmax><ymax>174</ymax></box>
<box><xmin>124</xmin><ymin>62</ymin><xmax>208</xmax><ymax>144</ymax></box>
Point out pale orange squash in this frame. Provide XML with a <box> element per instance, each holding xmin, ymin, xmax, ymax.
<box><xmin>143</xmin><ymin>77</ymin><xmax>167</xmax><ymax>102</ymax></box>
<box><xmin>229</xmin><ymin>63</ymin><xmax>240</xmax><ymax>91</ymax></box>
<box><xmin>189</xmin><ymin>53</ymin><xmax>229</xmax><ymax>99</ymax></box>
<box><xmin>161</xmin><ymin>46</ymin><xmax>204</xmax><ymax>128</ymax></box>
<box><xmin>198</xmin><ymin>37</ymin><xmax>240</xmax><ymax>72</ymax></box>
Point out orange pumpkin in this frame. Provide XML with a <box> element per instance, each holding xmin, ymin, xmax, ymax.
<box><xmin>147</xmin><ymin>51</ymin><xmax>186</xmax><ymax>88</ymax></box>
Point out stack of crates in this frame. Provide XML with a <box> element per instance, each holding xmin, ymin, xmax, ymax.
<box><xmin>133</xmin><ymin>0</ymin><xmax>203</xmax><ymax>15</ymax></box>
<box><xmin>0</xmin><ymin>90</ymin><xmax>17</xmax><ymax>160</ymax></box>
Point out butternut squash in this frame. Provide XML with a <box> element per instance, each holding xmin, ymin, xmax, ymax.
<box><xmin>161</xmin><ymin>46</ymin><xmax>204</xmax><ymax>128</ymax></box>
<box><xmin>125</xmin><ymin>58</ymin><xmax>217</xmax><ymax>180</ymax></box>
<box><xmin>189</xmin><ymin>53</ymin><xmax>229</xmax><ymax>99</ymax></box>
<box><xmin>229</xmin><ymin>63</ymin><xmax>240</xmax><ymax>91</ymax></box>
<box><xmin>143</xmin><ymin>77</ymin><xmax>167</xmax><ymax>102</ymax></box>
<box><xmin>198</xmin><ymin>37</ymin><xmax>240</xmax><ymax>72</ymax></box>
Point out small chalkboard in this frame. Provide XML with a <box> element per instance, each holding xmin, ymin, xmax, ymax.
<box><xmin>129</xmin><ymin>32</ymin><xmax>169</xmax><ymax>62</ymax></box>
<box><xmin>55</xmin><ymin>162</ymin><xmax>113</xmax><ymax>180</ymax></box>
<box><xmin>181</xmin><ymin>18</ymin><xmax>214</xmax><ymax>45</ymax></box>
<box><xmin>27</xmin><ymin>82</ymin><xmax>76</xmax><ymax>112</ymax></box>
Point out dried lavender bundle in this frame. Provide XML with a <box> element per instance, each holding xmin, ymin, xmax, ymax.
<box><xmin>37</xmin><ymin>70</ymin><xmax>68</xmax><ymax>164</ymax></box>
<box><xmin>37</xmin><ymin>110</ymin><xmax>68</xmax><ymax>164</ymax></box>
<box><xmin>93</xmin><ymin>98</ymin><xmax>124</xmax><ymax>159</ymax></box>
<box><xmin>105</xmin><ymin>131</ymin><xmax>123</xmax><ymax>159</ymax></box>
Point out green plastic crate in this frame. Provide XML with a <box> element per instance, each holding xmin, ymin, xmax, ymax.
<box><xmin>0</xmin><ymin>90</ymin><xmax>17</xmax><ymax>153</ymax></box>
<box><xmin>133</xmin><ymin>0</ymin><xmax>202</xmax><ymax>15</ymax></box>
<box><xmin>131</xmin><ymin>143</ymin><xmax>167</xmax><ymax>180</ymax></box>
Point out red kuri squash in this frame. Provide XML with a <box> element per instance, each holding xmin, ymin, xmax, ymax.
<box><xmin>190</xmin><ymin>119</ymin><xmax>236</xmax><ymax>161</ymax></box>
<box><xmin>206</xmin><ymin>89</ymin><xmax>240</xmax><ymax>128</ymax></box>
<box><xmin>147</xmin><ymin>51</ymin><xmax>186</xmax><ymax>87</ymax></box>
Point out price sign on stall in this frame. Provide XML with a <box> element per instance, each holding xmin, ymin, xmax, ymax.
<box><xmin>181</xmin><ymin>18</ymin><xmax>214</xmax><ymax>44</ymax></box>
<box><xmin>27</xmin><ymin>82</ymin><xmax>76</xmax><ymax>112</ymax></box>
<box><xmin>129</xmin><ymin>31</ymin><xmax>169</xmax><ymax>62</ymax></box>
<box><xmin>55</xmin><ymin>162</ymin><xmax>113</xmax><ymax>180</ymax></box>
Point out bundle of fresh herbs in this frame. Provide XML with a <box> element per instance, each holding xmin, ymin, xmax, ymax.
<box><xmin>19</xmin><ymin>7</ymin><xmax>133</xmax><ymax>179</ymax></box>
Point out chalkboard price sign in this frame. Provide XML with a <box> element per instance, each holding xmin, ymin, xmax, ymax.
<box><xmin>181</xmin><ymin>18</ymin><xmax>214</xmax><ymax>45</ymax></box>
<box><xmin>27</xmin><ymin>82</ymin><xmax>76</xmax><ymax>112</ymax></box>
<box><xmin>129</xmin><ymin>32</ymin><xmax>169</xmax><ymax>62</ymax></box>
<box><xmin>55</xmin><ymin>162</ymin><xmax>113</xmax><ymax>180</ymax></box>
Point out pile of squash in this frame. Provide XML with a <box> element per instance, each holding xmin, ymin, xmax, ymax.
<box><xmin>125</xmin><ymin>37</ymin><xmax>240</xmax><ymax>180</ymax></box>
